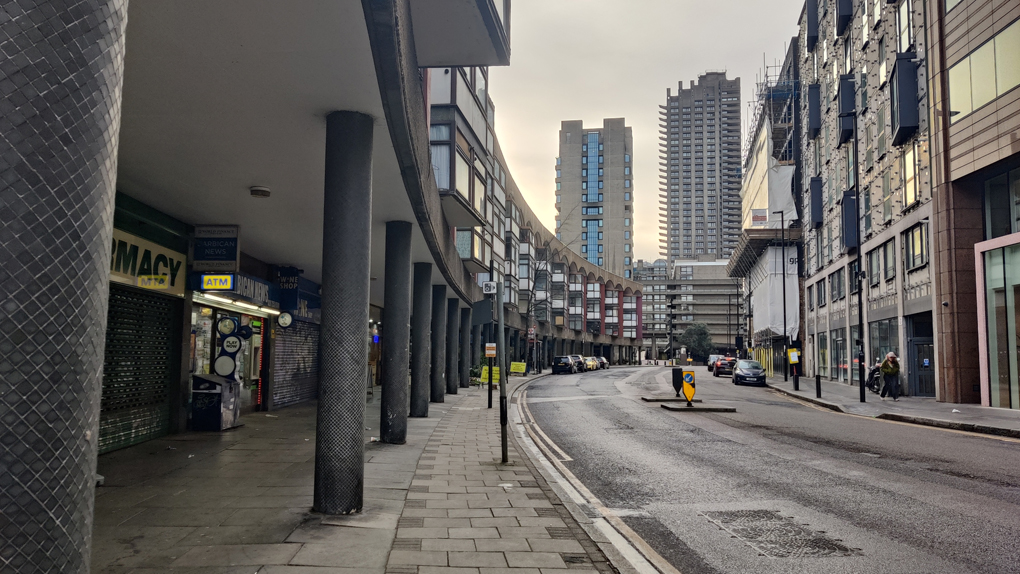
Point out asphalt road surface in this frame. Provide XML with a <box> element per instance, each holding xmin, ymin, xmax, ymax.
<box><xmin>523</xmin><ymin>367</ymin><xmax>1020</xmax><ymax>574</ymax></box>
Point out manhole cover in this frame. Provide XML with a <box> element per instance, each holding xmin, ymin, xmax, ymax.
<box><xmin>701</xmin><ymin>510</ymin><xmax>862</xmax><ymax>558</ymax></box>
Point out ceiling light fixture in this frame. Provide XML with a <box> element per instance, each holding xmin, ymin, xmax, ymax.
<box><xmin>250</xmin><ymin>186</ymin><xmax>271</xmax><ymax>198</ymax></box>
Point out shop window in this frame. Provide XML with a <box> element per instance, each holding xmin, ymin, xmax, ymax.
<box><xmin>869</xmin><ymin>318</ymin><xmax>899</xmax><ymax>368</ymax></box>
<box><xmin>904</xmin><ymin>223</ymin><xmax>928</xmax><ymax>271</ymax></box>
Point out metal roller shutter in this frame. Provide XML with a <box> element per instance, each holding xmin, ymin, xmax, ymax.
<box><xmin>99</xmin><ymin>285</ymin><xmax>179</xmax><ymax>453</ymax></box>
<box><xmin>273</xmin><ymin>321</ymin><xmax>319</xmax><ymax>407</ymax></box>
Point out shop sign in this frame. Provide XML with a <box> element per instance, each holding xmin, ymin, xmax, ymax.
<box><xmin>110</xmin><ymin>229</ymin><xmax>186</xmax><ymax>296</ymax></box>
<box><xmin>201</xmin><ymin>274</ymin><xmax>235</xmax><ymax>291</ymax></box>
<box><xmin>234</xmin><ymin>274</ymin><xmax>280</xmax><ymax>309</ymax></box>
<box><xmin>751</xmin><ymin>209</ymin><xmax>768</xmax><ymax>226</ymax></box>
<box><xmin>193</xmin><ymin>225</ymin><xmax>240</xmax><ymax>272</ymax></box>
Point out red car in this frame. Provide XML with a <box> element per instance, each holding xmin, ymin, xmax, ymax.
<box><xmin>713</xmin><ymin>356</ymin><xmax>737</xmax><ymax>377</ymax></box>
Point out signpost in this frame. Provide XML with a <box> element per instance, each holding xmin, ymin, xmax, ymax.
<box><xmin>682</xmin><ymin>370</ymin><xmax>696</xmax><ymax>407</ymax></box>
<box><xmin>485</xmin><ymin>342</ymin><xmax>496</xmax><ymax>409</ymax></box>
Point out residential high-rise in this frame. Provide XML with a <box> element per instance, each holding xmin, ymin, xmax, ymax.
<box><xmin>554</xmin><ymin>118</ymin><xmax>636</xmax><ymax>278</ymax></box>
<box><xmin>658</xmin><ymin>73</ymin><xmax>742</xmax><ymax>265</ymax></box>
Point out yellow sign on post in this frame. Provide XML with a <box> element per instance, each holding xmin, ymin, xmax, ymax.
<box><xmin>481</xmin><ymin>366</ymin><xmax>501</xmax><ymax>383</ymax></box>
<box><xmin>788</xmin><ymin>348</ymin><xmax>800</xmax><ymax>364</ymax></box>
<box><xmin>510</xmin><ymin>362</ymin><xmax>526</xmax><ymax>374</ymax></box>
<box><xmin>681</xmin><ymin>369</ymin><xmax>696</xmax><ymax>406</ymax></box>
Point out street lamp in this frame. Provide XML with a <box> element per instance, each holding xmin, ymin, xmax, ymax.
<box><xmin>839</xmin><ymin>81</ymin><xmax>866</xmax><ymax>404</ymax></box>
<box><xmin>772</xmin><ymin>210</ymin><xmax>789</xmax><ymax>382</ymax></box>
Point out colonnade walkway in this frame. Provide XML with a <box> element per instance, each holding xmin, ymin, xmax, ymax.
<box><xmin>92</xmin><ymin>377</ymin><xmax>616</xmax><ymax>574</ymax></box>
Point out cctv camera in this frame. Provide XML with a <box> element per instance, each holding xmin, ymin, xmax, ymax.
<box><xmin>942</xmin><ymin>301</ymin><xmax>949</xmax><ymax>307</ymax></box>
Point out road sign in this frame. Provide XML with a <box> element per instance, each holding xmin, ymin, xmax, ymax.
<box><xmin>485</xmin><ymin>343</ymin><xmax>497</xmax><ymax>358</ymax></box>
<box><xmin>482</xmin><ymin>281</ymin><xmax>497</xmax><ymax>295</ymax></box>
<box><xmin>481</xmin><ymin>366</ymin><xmax>501</xmax><ymax>382</ymax></box>
<box><xmin>682</xmin><ymin>369</ymin><xmax>696</xmax><ymax>405</ymax></box>
<box><xmin>510</xmin><ymin>362</ymin><xmax>526</xmax><ymax>374</ymax></box>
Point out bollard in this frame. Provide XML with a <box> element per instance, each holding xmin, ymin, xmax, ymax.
<box><xmin>793</xmin><ymin>373</ymin><xmax>799</xmax><ymax>391</ymax></box>
<box><xmin>815</xmin><ymin>374</ymin><xmax>822</xmax><ymax>398</ymax></box>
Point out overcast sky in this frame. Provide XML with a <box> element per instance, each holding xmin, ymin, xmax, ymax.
<box><xmin>489</xmin><ymin>0</ymin><xmax>804</xmax><ymax>263</ymax></box>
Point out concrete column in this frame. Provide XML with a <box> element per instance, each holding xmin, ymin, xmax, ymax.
<box><xmin>447</xmin><ymin>299</ymin><xmax>460</xmax><ymax>394</ymax></box>
<box><xmin>431</xmin><ymin>285</ymin><xmax>447</xmax><ymax>402</ymax></box>
<box><xmin>472</xmin><ymin>324</ymin><xmax>482</xmax><ymax>368</ymax></box>
<box><xmin>315</xmin><ymin>111</ymin><xmax>375</xmax><ymax>515</ymax></box>
<box><xmin>460</xmin><ymin>308</ymin><xmax>472</xmax><ymax>388</ymax></box>
<box><xmin>410</xmin><ymin>263</ymin><xmax>432</xmax><ymax>417</ymax></box>
<box><xmin>380</xmin><ymin>222</ymin><xmax>412</xmax><ymax>443</ymax></box>
<box><xmin>0</xmin><ymin>2</ymin><xmax>128</xmax><ymax>570</ymax></box>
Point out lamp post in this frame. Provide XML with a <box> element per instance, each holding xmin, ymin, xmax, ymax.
<box><xmin>772</xmin><ymin>210</ymin><xmax>788</xmax><ymax>381</ymax></box>
<box><xmin>839</xmin><ymin>89</ymin><xmax>866</xmax><ymax>404</ymax></box>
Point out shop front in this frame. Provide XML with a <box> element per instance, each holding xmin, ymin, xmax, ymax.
<box><xmin>975</xmin><ymin>165</ymin><xmax>1020</xmax><ymax>409</ymax></box>
<box><xmin>101</xmin><ymin>226</ymin><xmax>188</xmax><ymax>453</ymax></box>
<box><xmin>190</xmin><ymin>273</ymin><xmax>281</xmax><ymax>412</ymax></box>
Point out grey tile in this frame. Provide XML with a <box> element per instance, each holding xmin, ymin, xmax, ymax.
<box><xmin>170</xmin><ymin>544</ymin><xmax>300</xmax><ymax>566</ymax></box>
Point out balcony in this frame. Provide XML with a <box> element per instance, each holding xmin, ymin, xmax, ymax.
<box><xmin>455</xmin><ymin>229</ymin><xmax>487</xmax><ymax>273</ymax></box>
<box><xmin>569</xmin><ymin>306</ymin><xmax>584</xmax><ymax>316</ymax></box>
<box><xmin>411</xmin><ymin>0</ymin><xmax>511</xmax><ymax>67</ymax></box>
<box><xmin>551</xmin><ymin>299</ymin><xmax>565</xmax><ymax>309</ymax></box>
<box><xmin>552</xmin><ymin>273</ymin><xmax>565</xmax><ymax>283</ymax></box>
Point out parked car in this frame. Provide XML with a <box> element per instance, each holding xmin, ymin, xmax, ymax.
<box><xmin>570</xmin><ymin>354</ymin><xmax>586</xmax><ymax>372</ymax></box>
<box><xmin>707</xmin><ymin>354</ymin><xmax>723</xmax><ymax>371</ymax></box>
<box><xmin>585</xmin><ymin>357</ymin><xmax>599</xmax><ymax>371</ymax></box>
<box><xmin>596</xmin><ymin>357</ymin><xmax>609</xmax><ymax>369</ymax></box>
<box><xmin>732</xmin><ymin>359</ymin><xmax>766</xmax><ymax>385</ymax></box>
<box><xmin>552</xmin><ymin>356</ymin><xmax>576</xmax><ymax>375</ymax></box>
<box><xmin>713</xmin><ymin>357</ymin><xmax>736</xmax><ymax>377</ymax></box>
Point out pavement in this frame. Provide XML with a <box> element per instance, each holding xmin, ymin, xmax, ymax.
<box><xmin>91</xmin><ymin>374</ymin><xmax>618</xmax><ymax>574</ymax></box>
<box><xmin>764</xmin><ymin>374</ymin><xmax>1020</xmax><ymax>438</ymax></box>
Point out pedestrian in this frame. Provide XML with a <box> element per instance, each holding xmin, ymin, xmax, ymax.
<box><xmin>879</xmin><ymin>352</ymin><xmax>901</xmax><ymax>400</ymax></box>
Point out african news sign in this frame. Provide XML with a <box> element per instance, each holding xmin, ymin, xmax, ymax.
<box><xmin>110</xmin><ymin>229</ymin><xmax>186</xmax><ymax>296</ymax></box>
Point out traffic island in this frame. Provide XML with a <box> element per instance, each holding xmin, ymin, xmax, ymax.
<box><xmin>661</xmin><ymin>403</ymin><xmax>736</xmax><ymax>413</ymax></box>
<box><xmin>641</xmin><ymin>396</ymin><xmax>703</xmax><ymax>403</ymax></box>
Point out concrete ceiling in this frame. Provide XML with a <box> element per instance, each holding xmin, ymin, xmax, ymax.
<box><xmin>117</xmin><ymin>0</ymin><xmax>450</xmax><ymax>307</ymax></box>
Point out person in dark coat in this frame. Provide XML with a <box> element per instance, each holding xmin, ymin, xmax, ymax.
<box><xmin>880</xmin><ymin>352</ymin><xmax>901</xmax><ymax>400</ymax></box>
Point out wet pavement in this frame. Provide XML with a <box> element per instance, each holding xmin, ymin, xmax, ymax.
<box><xmin>523</xmin><ymin>366</ymin><xmax>1020</xmax><ymax>574</ymax></box>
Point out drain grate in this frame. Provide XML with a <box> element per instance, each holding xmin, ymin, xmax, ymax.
<box><xmin>547</xmin><ymin>527</ymin><xmax>574</xmax><ymax>539</ymax></box>
<box><xmin>562</xmin><ymin>553</ymin><xmax>591</xmax><ymax>567</ymax></box>
<box><xmin>701</xmin><ymin>510</ymin><xmax>862</xmax><ymax>558</ymax></box>
<box><xmin>527</xmin><ymin>492</ymin><xmax>547</xmax><ymax>500</ymax></box>
<box><xmin>398</xmin><ymin>518</ymin><xmax>425</xmax><ymax>528</ymax></box>
<box><xmin>392</xmin><ymin>539</ymin><xmax>421</xmax><ymax>551</ymax></box>
<box><xmin>519</xmin><ymin>480</ymin><xmax>539</xmax><ymax>488</ymax></box>
<box><xmin>404</xmin><ymin>500</ymin><xmax>426</xmax><ymax>509</ymax></box>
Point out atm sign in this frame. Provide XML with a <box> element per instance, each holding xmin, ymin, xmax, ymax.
<box><xmin>201</xmin><ymin>274</ymin><xmax>235</xmax><ymax>290</ymax></box>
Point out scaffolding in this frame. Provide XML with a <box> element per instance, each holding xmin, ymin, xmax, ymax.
<box><xmin>742</xmin><ymin>55</ymin><xmax>799</xmax><ymax>170</ymax></box>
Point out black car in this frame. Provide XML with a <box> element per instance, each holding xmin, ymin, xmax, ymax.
<box><xmin>732</xmin><ymin>359</ymin><xmax>766</xmax><ymax>385</ymax></box>
<box><xmin>552</xmin><ymin>356</ymin><xmax>576</xmax><ymax>374</ymax></box>
<box><xmin>713</xmin><ymin>357</ymin><xmax>736</xmax><ymax>377</ymax></box>
<box><xmin>569</xmin><ymin>354</ymin><xmax>586</xmax><ymax>372</ymax></box>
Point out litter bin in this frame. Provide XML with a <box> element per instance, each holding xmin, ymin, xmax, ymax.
<box><xmin>671</xmin><ymin>368</ymin><xmax>684</xmax><ymax>397</ymax></box>
<box><xmin>192</xmin><ymin>374</ymin><xmax>242</xmax><ymax>431</ymax></box>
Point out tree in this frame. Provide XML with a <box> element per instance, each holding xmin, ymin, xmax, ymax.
<box><xmin>677</xmin><ymin>322</ymin><xmax>714</xmax><ymax>362</ymax></box>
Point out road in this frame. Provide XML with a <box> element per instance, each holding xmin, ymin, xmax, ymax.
<box><xmin>522</xmin><ymin>366</ymin><xmax>1020</xmax><ymax>574</ymax></box>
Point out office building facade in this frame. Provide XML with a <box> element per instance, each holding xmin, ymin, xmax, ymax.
<box><xmin>554</xmin><ymin>118</ymin><xmax>636</xmax><ymax>278</ymax></box>
<box><xmin>658</xmin><ymin>73</ymin><xmax>743</xmax><ymax>266</ymax></box>
<box><xmin>636</xmin><ymin>258</ymin><xmax>743</xmax><ymax>360</ymax></box>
